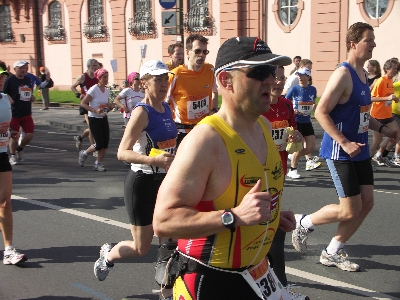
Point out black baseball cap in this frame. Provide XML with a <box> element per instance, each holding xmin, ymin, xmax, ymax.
<box><xmin>215</xmin><ymin>37</ymin><xmax>291</xmax><ymax>75</ymax></box>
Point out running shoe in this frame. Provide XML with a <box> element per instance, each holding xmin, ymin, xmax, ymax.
<box><xmin>93</xmin><ymin>151</ymin><xmax>98</xmax><ymax>158</ymax></box>
<box><xmin>16</xmin><ymin>151</ymin><xmax>25</xmax><ymax>162</ymax></box>
<box><xmin>376</xmin><ymin>156</ymin><xmax>392</xmax><ymax>167</ymax></box>
<box><xmin>94</xmin><ymin>243</ymin><xmax>113</xmax><ymax>281</ymax></box>
<box><xmin>390</xmin><ymin>157</ymin><xmax>400</xmax><ymax>167</ymax></box>
<box><xmin>78</xmin><ymin>150</ymin><xmax>87</xmax><ymax>167</ymax></box>
<box><xmin>74</xmin><ymin>136</ymin><xmax>82</xmax><ymax>151</ymax></box>
<box><xmin>283</xmin><ymin>284</ymin><xmax>310</xmax><ymax>300</ymax></box>
<box><xmin>9</xmin><ymin>155</ymin><xmax>18</xmax><ymax>165</ymax></box>
<box><xmin>93</xmin><ymin>163</ymin><xmax>106</xmax><ymax>172</ymax></box>
<box><xmin>320</xmin><ymin>248</ymin><xmax>360</xmax><ymax>272</ymax></box>
<box><xmin>305</xmin><ymin>156</ymin><xmax>322</xmax><ymax>171</ymax></box>
<box><xmin>287</xmin><ymin>169</ymin><xmax>301</xmax><ymax>179</ymax></box>
<box><xmin>292</xmin><ymin>214</ymin><xmax>313</xmax><ymax>254</ymax></box>
<box><xmin>3</xmin><ymin>248</ymin><xmax>28</xmax><ymax>265</ymax></box>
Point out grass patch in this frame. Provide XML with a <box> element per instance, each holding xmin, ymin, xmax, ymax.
<box><xmin>33</xmin><ymin>88</ymin><xmax>80</xmax><ymax>104</ymax></box>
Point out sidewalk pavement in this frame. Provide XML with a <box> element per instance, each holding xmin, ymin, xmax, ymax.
<box><xmin>31</xmin><ymin>105</ymin><xmax>126</xmax><ymax>140</ymax></box>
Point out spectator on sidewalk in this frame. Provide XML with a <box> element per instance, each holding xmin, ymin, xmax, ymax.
<box><xmin>39</xmin><ymin>66</ymin><xmax>50</xmax><ymax>110</ymax></box>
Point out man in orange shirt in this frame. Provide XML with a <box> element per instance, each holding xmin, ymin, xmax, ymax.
<box><xmin>370</xmin><ymin>58</ymin><xmax>399</xmax><ymax>167</ymax></box>
<box><xmin>165</xmin><ymin>42</ymin><xmax>184</xmax><ymax>71</ymax></box>
<box><xmin>166</xmin><ymin>34</ymin><xmax>218</xmax><ymax>146</ymax></box>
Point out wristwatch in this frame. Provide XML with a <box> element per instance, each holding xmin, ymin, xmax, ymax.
<box><xmin>221</xmin><ymin>209</ymin><xmax>236</xmax><ymax>232</ymax></box>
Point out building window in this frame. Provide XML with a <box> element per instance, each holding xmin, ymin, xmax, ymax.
<box><xmin>0</xmin><ymin>5</ymin><xmax>13</xmax><ymax>43</ymax></box>
<box><xmin>83</xmin><ymin>0</ymin><xmax>107</xmax><ymax>39</ymax></box>
<box><xmin>357</xmin><ymin>0</ymin><xmax>394</xmax><ymax>27</ymax></box>
<box><xmin>272</xmin><ymin>0</ymin><xmax>303</xmax><ymax>33</ymax></box>
<box><xmin>184</xmin><ymin>0</ymin><xmax>213</xmax><ymax>34</ymax></box>
<box><xmin>128</xmin><ymin>0</ymin><xmax>154</xmax><ymax>37</ymax></box>
<box><xmin>44</xmin><ymin>1</ymin><xmax>65</xmax><ymax>41</ymax></box>
<box><xmin>364</xmin><ymin>0</ymin><xmax>388</xmax><ymax>19</ymax></box>
<box><xmin>279</xmin><ymin>0</ymin><xmax>298</xmax><ymax>26</ymax></box>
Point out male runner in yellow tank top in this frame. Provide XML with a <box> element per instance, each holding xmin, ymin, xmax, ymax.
<box><xmin>154</xmin><ymin>37</ymin><xmax>296</xmax><ymax>300</ymax></box>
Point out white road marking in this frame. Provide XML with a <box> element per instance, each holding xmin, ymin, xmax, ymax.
<box><xmin>26</xmin><ymin>145</ymin><xmax>67</xmax><ymax>152</ymax></box>
<box><xmin>12</xmin><ymin>195</ymin><xmax>399</xmax><ymax>300</ymax></box>
<box><xmin>286</xmin><ymin>267</ymin><xmax>399</xmax><ymax>300</ymax></box>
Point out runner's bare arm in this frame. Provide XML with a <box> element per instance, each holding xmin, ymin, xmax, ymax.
<box><xmin>71</xmin><ymin>74</ymin><xmax>85</xmax><ymax>94</ymax></box>
<box><xmin>315</xmin><ymin>67</ymin><xmax>359</xmax><ymax>155</ymax></box>
<box><xmin>153</xmin><ymin>124</ymin><xmax>272</xmax><ymax>239</ymax></box>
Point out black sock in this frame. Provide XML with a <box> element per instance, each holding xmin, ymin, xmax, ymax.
<box><xmin>382</xmin><ymin>149</ymin><xmax>390</xmax><ymax>157</ymax></box>
<box><xmin>290</xmin><ymin>167</ymin><xmax>297</xmax><ymax>171</ymax></box>
<box><xmin>78</xmin><ymin>136</ymin><xmax>83</xmax><ymax>141</ymax></box>
<box><xmin>16</xmin><ymin>146</ymin><xmax>23</xmax><ymax>152</ymax></box>
<box><xmin>105</xmin><ymin>260</ymin><xmax>114</xmax><ymax>267</ymax></box>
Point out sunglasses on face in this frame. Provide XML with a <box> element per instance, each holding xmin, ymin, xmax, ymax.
<box><xmin>192</xmin><ymin>49</ymin><xmax>210</xmax><ymax>55</ymax></box>
<box><xmin>244</xmin><ymin>65</ymin><xmax>277</xmax><ymax>82</ymax></box>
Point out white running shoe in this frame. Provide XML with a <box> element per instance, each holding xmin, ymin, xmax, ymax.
<box><xmin>78</xmin><ymin>150</ymin><xmax>87</xmax><ymax>167</ymax></box>
<box><xmin>391</xmin><ymin>157</ymin><xmax>400</xmax><ymax>167</ymax></box>
<box><xmin>305</xmin><ymin>156</ymin><xmax>321</xmax><ymax>171</ymax></box>
<box><xmin>94</xmin><ymin>243</ymin><xmax>113</xmax><ymax>281</ymax></box>
<box><xmin>16</xmin><ymin>151</ymin><xmax>25</xmax><ymax>162</ymax></box>
<box><xmin>373</xmin><ymin>155</ymin><xmax>392</xmax><ymax>167</ymax></box>
<box><xmin>292</xmin><ymin>214</ymin><xmax>313</xmax><ymax>254</ymax></box>
<box><xmin>287</xmin><ymin>169</ymin><xmax>301</xmax><ymax>179</ymax></box>
<box><xmin>3</xmin><ymin>248</ymin><xmax>28</xmax><ymax>265</ymax></box>
<box><xmin>9</xmin><ymin>155</ymin><xmax>18</xmax><ymax>165</ymax></box>
<box><xmin>93</xmin><ymin>163</ymin><xmax>106</xmax><ymax>172</ymax></box>
<box><xmin>320</xmin><ymin>248</ymin><xmax>360</xmax><ymax>272</ymax></box>
<box><xmin>74</xmin><ymin>136</ymin><xmax>82</xmax><ymax>151</ymax></box>
<box><xmin>283</xmin><ymin>284</ymin><xmax>310</xmax><ymax>300</ymax></box>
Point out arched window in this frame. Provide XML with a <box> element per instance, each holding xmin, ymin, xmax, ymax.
<box><xmin>83</xmin><ymin>0</ymin><xmax>106</xmax><ymax>39</ymax></box>
<box><xmin>272</xmin><ymin>0</ymin><xmax>304</xmax><ymax>33</ymax></box>
<box><xmin>128</xmin><ymin>0</ymin><xmax>154</xmax><ymax>36</ymax></box>
<box><xmin>357</xmin><ymin>0</ymin><xmax>394</xmax><ymax>27</ymax></box>
<box><xmin>44</xmin><ymin>1</ymin><xmax>65</xmax><ymax>41</ymax></box>
<box><xmin>0</xmin><ymin>5</ymin><xmax>13</xmax><ymax>42</ymax></box>
<box><xmin>364</xmin><ymin>0</ymin><xmax>389</xmax><ymax>19</ymax></box>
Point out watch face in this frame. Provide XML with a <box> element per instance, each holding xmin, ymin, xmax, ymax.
<box><xmin>223</xmin><ymin>212</ymin><xmax>234</xmax><ymax>225</ymax></box>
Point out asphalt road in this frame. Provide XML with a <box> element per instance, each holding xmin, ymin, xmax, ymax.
<box><xmin>0</xmin><ymin>109</ymin><xmax>399</xmax><ymax>300</ymax></box>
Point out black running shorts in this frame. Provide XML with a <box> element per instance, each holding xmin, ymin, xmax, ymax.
<box><xmin>124</xmin><ymin>170</ymin><xmax>166</xmax><ymax>226</ymax></box>
<box><xmin>326</xmin><ymin>159</ymin><xmax>373</xmax><ymax>198</ymax></box>
<box><xmin>0</xmin><ymin>153</ymin><xmax>12</xmax><ymax>172</ymax></box>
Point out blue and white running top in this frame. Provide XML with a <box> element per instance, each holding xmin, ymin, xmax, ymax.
<box><xmin>0</xmin><ymin>93</ymin><xmax>12</xmax><ymax>153</ymax></box>
<box><xmin>319</xmin><ymin>62</ymin><xmax>371</xmax><ymax>161</ymax></box>
<box><xmin>286</xmin><ymin>84</ymin><xmax>317</xmax><ymax>123</ymax></box>
<box><xmin>131</xmin><ymin>102</ymin><xmax>178</xmax><ymax>174</ymax></box>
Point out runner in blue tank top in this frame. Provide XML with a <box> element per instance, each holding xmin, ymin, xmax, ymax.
<box><xmin>291</xmin><ymin>22</ymin><xmax>400</xmax><ymax>272</ymax></box>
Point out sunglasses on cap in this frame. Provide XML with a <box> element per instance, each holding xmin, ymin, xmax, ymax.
<box><xmin>225</xmin><ymin>64</ymin><xmax>276</xmax><ymax>82</ymax></box>
<box><xmin>192</xmin><ymin>49</ymin><xmax>210</xmax><ymax>55</ymax></box>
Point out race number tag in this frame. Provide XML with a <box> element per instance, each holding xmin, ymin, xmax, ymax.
<box><xmin>358</xmin><ymin>105</ymin><xmax>371</xmax><ymax>134</ymax></box>
<box><xmin>241</xmin><ymin>258</ymin><xmax>289</xmax><ymax>300</ymax></box>
<box><xmin>187</xmin><ymin>96</ymin><xmax>209</xmax><ymax>120</ymax></box>
<box><xmin>99</xmin><ymin>104</ymin><xmax>108</xmax><ymax>114</ymax></box>
<box><xmin>271</xmin><ymin>128</ymin><xmax>289</xmax><ymax>152</ymax></box>
<box><xmin>297</xmin><ymin>101</ymin><xmax>312</xmax><ymax>115</ymax></box>
<box><xmin>20</xmin><ymin>87</ymin><xmax>32</xmax><ymax>101</ymax></box>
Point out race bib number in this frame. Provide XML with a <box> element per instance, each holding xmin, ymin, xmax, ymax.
<box><xmin>157</xmin><ymin>137</ymin><xmax>177</xmax><ymax>155</ymax></box>
<box><xmin>242</xmin><ymin>258</ymin><xmax>289</xmax><ymax>300</ymax></box>
<box><xmin>20</xmin><ymin>87</ymin><xmax>32</xmax><ymax>101</ymax></box>
<box><xmin>99</xmin><ymin>104</ymin><xmax>108</xmax><ymax>114</ymax></box>
<box><xmin>0</xmin><ymin>131</ymin><xmax>9</xmax><ymax>148</ymax></box>
<box><xmin>271</xmin><ymin>128</ymin><xmax>289</xmax><ymax>152</ymax></box>
<box><xmin>187</xmin><ymin>97</ymin><xmax>209</xmax><ymax>120</ymax></box>
<box><xmin>358</xmin><ymin>105</ymin><xmax>371</xmax><ymax>134</ymax></box>
<box><xmin>297</xmin><ymin>101</ymin><xmax>312</xmax><ymax>115</ymax></box>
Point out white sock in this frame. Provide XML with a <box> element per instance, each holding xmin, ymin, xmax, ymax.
<box><xmin>394</xmin><ymin>153</ymin><xmax>399</xmax><ymax>159</ymax></box>
<box><xmin>4</xmin><ymin>246</ymin><xmax>14</xmax><ymax>252</ymax></box>
<box><xmin>82</xmin><ymin>151</ymin><xmax>87</xmax><ymax>156</ymax></box>
<box><xmin>300</xmin><ymin>215</ymin><xmax>314</xmax><ymax>230</ymax></box>
<box><xmin>95</xmin><ymin>160</ymin><xmax>99</xmax><ymax>165</ymax></box>
<box><xmin>374</xmin><ymin>151</ymin><xmax>382</xmax><ymax>158</ymax></box>
<box><xmin>326</xmin><ymin>238</ymin><xmax>344</xmax><ymax>255</ymax></box>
